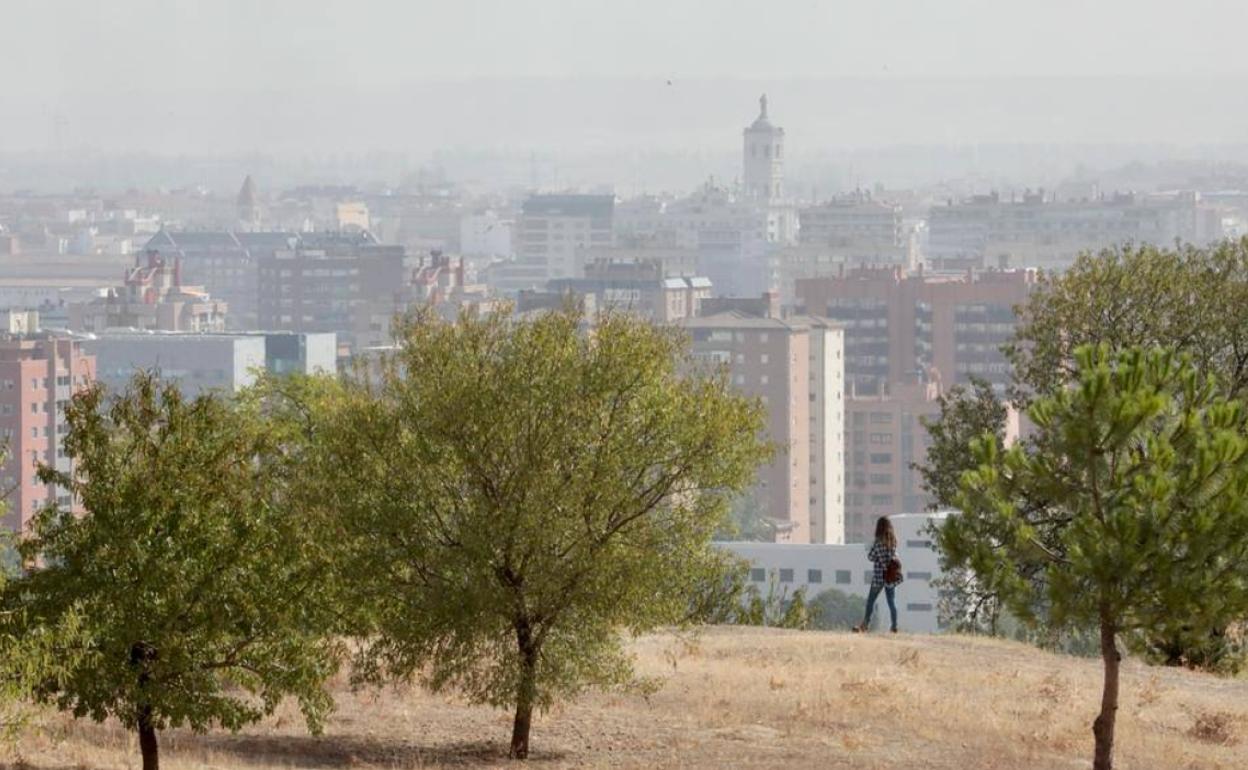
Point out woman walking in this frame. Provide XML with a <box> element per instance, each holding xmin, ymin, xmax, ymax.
<box><xmin>854</xmin><ymin>516</ymin><xmax>903</xmax><ymax>633</ymax></box>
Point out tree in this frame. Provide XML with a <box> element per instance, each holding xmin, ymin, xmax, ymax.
<box><xmin>947</xmin><ymin>346</ymin><xmax>1248</xmax><ymax>770</ymax></box>
<box><xmin>276</xmin><ymin>307</ymin><xmax>769</xmax><ymax>759</ymax></box>
<box><xmin>934</xmin><ymin>241</ymin><xmax>1248</xmax><ymax>661</ymax></box>
<box><xmin>916</xmin><ymin>379</ymin><xmax>1013</xmax><ymax>635</ymax></box>
<box><xmin>917</xmin><ymin>377</ymin><xmax>1010</xmax><ymax>510</ymax></box>
<box><xmin>1006</xmin><ymin>240</ymin><xmax>1248</xmax><ymax>404</ymax></box>
<box><xmin>807</xmin><ymin>588</ymin><xmax>864</xmax><ymax>631</ymax></box>
<box><xmin>0</xmin><ymin>374</ymin><xmax>341</xmax><ymax>770</ymax></box>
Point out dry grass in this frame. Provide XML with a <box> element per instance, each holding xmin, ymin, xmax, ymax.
<box><xmin>5</xmin><ymin>627</ymin><xmax>1248</xmax><ymax>769</ymax></box>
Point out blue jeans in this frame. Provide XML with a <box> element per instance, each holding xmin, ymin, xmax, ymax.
<box><xmin>863</xmin><ymin>584</ymin><xmax>898</xmax><ymax>631</ymax></box>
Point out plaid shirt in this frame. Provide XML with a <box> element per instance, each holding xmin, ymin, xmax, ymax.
<box><xmin>868</xmin><ymin>541</ymin><xmax>903</xmax><ymax>588</ymax></box>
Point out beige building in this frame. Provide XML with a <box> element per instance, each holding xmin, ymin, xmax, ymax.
<box><xmin>844</xmin><ymin>382</ymin><xmax>942</xmax><ymax>544</ymax></box>
<box><xmin>493</xmin><ymin>194</ymin><xmax>614</xmax><ymax>293</ymax></box>
<box><xmin>682</xmin><ymin>309</ymin><xmax>845</xmax><ymax>544</ymax></box>
<box><xmin>69</xmin><ymin>250</ymin><xmax>228</xmax><ymax>333</ymax></box>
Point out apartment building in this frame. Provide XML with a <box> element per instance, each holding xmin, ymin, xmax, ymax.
<box><xmin>795</xmin><ymin>266</ymin><xmax>1036</xmax><ymax>396</ymax></box>
<box><xmin>682</xmin><ymin>309</ymin><xmax>845</xmax><ymax>544</ymax></box>
<box><xmin>492</xmin><ymin>194</ymin><xmax>614</xmax><ymax>293</ymax></box>
<box><xmin>68</xmin><ymin>249</ymin><xmax>228</xmax><ymax>333</ymax></box>
<box><xmin>843</xmin><ymin>382</ymin><xmax>942</xmax><ymax>544</ymax></box>
<box><xmin>547</xmin><ymin>258</ymin><xmax>712</xmax><ymax>322</ymax></box>
<box><xmin>143</xmin><ymin>229</ymin><xmax>297</xmax><ymax>329</ymax></box>
<box><xmin>770</xmin><ymin>191</ymin><xmax>916</xmax><ymax>301</ymax></box>
<box><xmin>257</xmin><ymin>230</ymin><xmax>407</xmax><ymax>351</ymax></box>
<box><xmin>0</xmin><ymin>311</ymin><xmax>95</xmax><ymax>531</ymax></box>
<box><xmin>85</xmin><ymin>331</ymin><xmax>335</xmax><ymax>398</ymax></box>
<box><xmin>722</xmin><ymin>512</ymin><xmax>949</xmax><ymax>633</ymax></box>
<box><xmin>615</xmin><ymin>185</ymin><xmax>772</xmax><ymax>299</ymax></box>
<box><xmin>927</xmin><ymin>190</ymin><xmax>1222</xmax><ymax>270</ymax></box>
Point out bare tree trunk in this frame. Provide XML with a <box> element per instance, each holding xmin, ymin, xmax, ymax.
<box><xmin>138</xmin><ymin>705</ymin><xmax>159</xmax><ymax>770</ymax></box>
<box><xmin>510</xmin><ymin>620</ymin><xmax>539</xmax><ymax>760</ymax></box>
<box><xmin>1092</xmin><ymin>609</ymin><xmax>1120</xmax><ymax>770</ymax></box>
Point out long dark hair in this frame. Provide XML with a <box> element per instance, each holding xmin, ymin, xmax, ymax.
<box><xmin>874</xmin><ymin>516</ymin><xmax>897</xmax><ymax>549</ymax></box>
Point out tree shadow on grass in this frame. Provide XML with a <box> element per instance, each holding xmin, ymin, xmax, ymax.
<box><xmin>171</xmin><ymin>731</ymin><xmax>570</xmax><ymax>768</ymax></box>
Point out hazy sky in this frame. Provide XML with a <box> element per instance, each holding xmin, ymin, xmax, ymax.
<box><xmin>5</xmin><ymin>1</ymin><xmax>1248</xmax><ymax>157</ymax></box>
<box><xmin>8</xmin><ymin>0</ymin><xmax>1248</xmax><ymax>92</ymax></box>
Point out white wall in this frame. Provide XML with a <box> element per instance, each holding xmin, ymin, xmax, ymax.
<box><xmin>721</xmin><ymin>512</ymin><xmax>946</xmax><ymax>633</ymax></box>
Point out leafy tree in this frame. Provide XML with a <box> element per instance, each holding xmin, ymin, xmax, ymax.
<box><xmin>1006</xmin><ymin>240</ymin><xmax>1248</xmax><ymax>403</ymax></box>
<box><xmin>916</xmin><ymin>379</ymin><xmax>1014</xmax><ymax>636</ymax></box>
<box><xmin>276</xmin><ymin>307</ymin><xmax>769</xmax><ymax>759</ymax></box>
<box><xmin>779</xmin><ymin>588</ymin><xmax>811</xmax><ymax>630</ymax></box>
<box><xmin>930</xmin><ymin>241</ymin><xmax>1248</xmax><ymax>661</ymax></box>
<box><xmin>947</xmin><ymin>346</ymin><xmax>1248</xmax><ymax>770</ymax></box>
<box><xmin>918</xmin><ymin>377</ymin><xmax>1010</xmax><ymax>509</ymax></box>
<box><xmin>807</xmin><ymin>588</ymin><xmax>865</xmax><ymax>631</ymax></box>
<box><xmin>0</xmin><ymin>374</ymin><xmax>341</xmax><ymax>770</ymax></box>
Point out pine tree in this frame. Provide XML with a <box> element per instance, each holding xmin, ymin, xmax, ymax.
<box><xmin>946</xmin><ymin>346</ymin><xmax>1248</xmax><ymax>770</ymax></box>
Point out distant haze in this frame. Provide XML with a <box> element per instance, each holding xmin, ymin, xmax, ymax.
<box><xmin>4</xmin><ymin>1</ymin><xmax>1248</xmax><ymax>189</ymax></box>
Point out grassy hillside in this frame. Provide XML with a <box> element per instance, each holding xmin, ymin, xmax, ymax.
<box><xmin>7</xmin><ymin>627</ymin><xmax>1247</xmax><ymax>769</ymax></box>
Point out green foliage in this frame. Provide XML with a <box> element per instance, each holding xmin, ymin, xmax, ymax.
<box><xmin>1139</xmin><ymin>623</ymin><xmax>1248</xmax><ymax>675</ymax></box>
<box><xmin>807</xmin><ymin>588</ymin><xmax>864</xmax><ymax>631</ymax></box>
<box><xmin>947</xmin><ymin>345</ymin><xmax>1248</xmax><ymax>768</ymax></box>
<box><xmin>0</xmin><ymin>374</ymin><xmax>341</xmax><ymax>768</ymax></box>
<box><xmin>938</xmin><ymin>241</ymin><xmax>1248</xmax><ymax>666</ymax></box>
<box><xmin>1006</xmin><ymin>240</ymin><xmax>1248</xmax><ymax>403</ymax></box>
<box><xmin>271</xmin><ymin>307</ymin><xmax>769</xmax><ymax>758</ymax></box>
<box><xmin>779</xmin><ymin>588</ymin><xmax>811</xmax><ymax>630</ymax></box>
<box><xmin>918</xmin><ymin>381</ymin><xmax>1017</xmax><ymax>637</ymax></box>
<box><xmin>918</xmin><ymin>377</ymin><xmax>1009</xmax><ymax>510</ymax></box>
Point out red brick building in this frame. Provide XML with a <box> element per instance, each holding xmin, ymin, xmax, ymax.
<box><xmin>0</xmin><ymin>311</ymin><xmax>95</xmax><ymax>531</ymax></box>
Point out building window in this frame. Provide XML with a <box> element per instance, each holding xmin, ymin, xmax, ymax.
<box><xmin>749</xmin><ymin>568</ymin><xmax>766</xmax><ymax>582</ymax></box>
<box><xmin>778</xmin><ymin>568</ymin><xmax>794</xmax><ymax>583</ymax></box>
<box><xmin>760</xmin><ymin>354</ymin><xmax>769</xmax><ymax>364</ymax></box>
<box><xmin>30</xmin><ymin>403</ymin><xmax>37</xmax><ymax>414</ymax></box>
<box><xmin>807</xmin><ymin>569</ymin><xmax>822</xmax><ymax>584</ymax></box>
<box><xmin>760</xmin><ymin>375</ymin><xmax>769</xmax><ymax>385</ymax></box>
<box><xmin>906</xmin><ymin>539</ymin><xmax>933</xmax><ymax>549</ymax></box>
<box><xmin>907</xmin><ymin>571</ymin><xmax>933</xmax><ymax>581</ymax></box>
<box><xmin>907</xmin><ymin>603</ymin><xmax>933</xmax><ymax>612</ymax></box>
<box><xmin>836</xmin><ymin>570</ymin><xmax>852</xmax><ymax>585</ymax></box>
<box><xmin>863</xmin><ymin>570</ymin><xmax>874</xmax><ymax>584</ymax></box>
